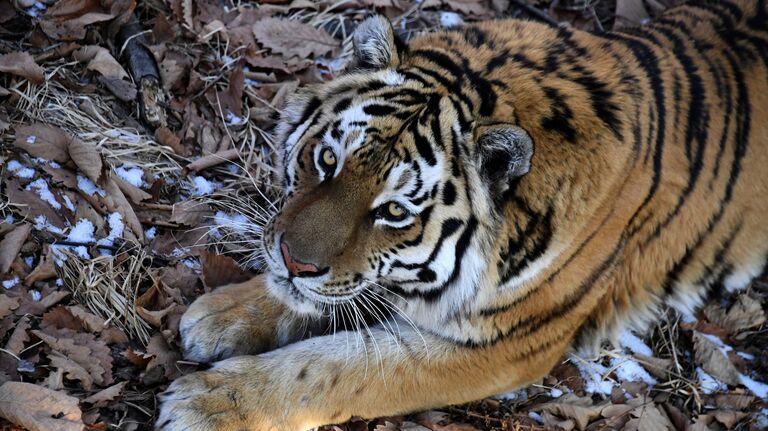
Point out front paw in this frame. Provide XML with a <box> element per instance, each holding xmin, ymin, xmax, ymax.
<box><xmin>156</xmin><ymin>369</ymin><xmax>246</xmax><ymax>431</ymax></box>
<box><xmin>179</xmin><ymin>284</ymin><xmax>282</xmax><ymax>363</ymax></box>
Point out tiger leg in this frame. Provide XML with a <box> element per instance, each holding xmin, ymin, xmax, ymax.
<box><xmin>157</xmin><ymin>324</ymin><xmax>569</xmax><ymax>431</ymax></box>
<box><xmin>179</xmin><ymin>274</ymin><xmax>313</xmax><ymax>362</ymax></box>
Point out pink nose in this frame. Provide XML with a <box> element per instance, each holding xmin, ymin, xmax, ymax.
<box><xmin>281</xmin><ymin>242</ymin><xmax>321</xmax><ymax>276</ymax></box>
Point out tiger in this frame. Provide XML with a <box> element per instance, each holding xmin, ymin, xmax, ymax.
<box><xmin>156</xmin><ymin>0</ymin><xmax>768</xmax><ymax>430</ymax></box>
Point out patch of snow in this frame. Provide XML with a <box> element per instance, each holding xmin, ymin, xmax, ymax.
<box><xmin>3</xmin><ymin>215</ymin><xmax>14</xmax><ymax>225</ymax></box>
<box><xmin>182</xmin><ymin>257</ymin><xmax>200</xmax><ymax>270</ymax></box>
<box><xmin>29</xmin><ymin>290</ymin><xmax>41</xmax><ymax>301</ymax></box>
<box><xmin>225</xmin><ymin>111</ymin><xmax>246</xmax><ymax>126</ymax></box>
<box><xmin>77</xmin><ymin>175</ymin><xmax>106</xmax><ymax>197</ymax></box>
<box><xmin>190</xmin><ymin>176</ymin><xmax>216</xmax><ymax>196</ymax></box>
<box><xmin>171</xmin><ymin>248</ymin><xmax>186</xmax><ymax>258</ymax></box>
<box><xmin>619</xmin><ymin>330</ymin><xmax>653</xmax><ymax>356</ymax></box>
<box><xmin>32</xmin><ymin>157</ymin><xmax>60</xmax><ymax>169</ymax></box>
<box><xmin>97</xmin><ymin>213</ymin><xmax>124</xmax><ymax>253</ymax></box>
<box><xmin>527</xmin><ymin>411</ymin><xmax>543</xmax><ymax>424</ymax></box>
<box><xmin>756</xmin><ymin>409</ymin><xmax>768</xmax><ymax>429</ymax></box>
<box><xmin>55</xmin><ymin>278</ymin><xmax>63</xmax><ymax>286</ymax></box>
<box><xmin>739</xmin><ymin>373</ymin><xmax>768</xmax><ymax>398</ymax></box>
<box><xmin>26</xmin><ymin>135</ymin><xmax>36</xmax><ymax>144</ymax></box>
<box><xmin>550</xmin><ymin>388</ymin><xmax>563</xmax><ymax>398</ymax></box>
<box><xmin>699</xmin><ymin>332</ymin><xmax>732</xmax><ymax>353</ymax></box>
<box><xmin>55</xmin><ymin>219</ymin><xmax>96</xmax><ymax>259</ymax></box>
<box><xmin>736</xmin><ymin>351</ymin><xmax>754</xmax><ymax>361</ymax></box>
<box><xmin>439</xmin><ymin>11</ymin><xmax>464</xmax><ymax>28</ymax></box>
<box><xmin>62</xmin><ymin>195</ymin><xmax>76</xmax><ymax>212</ymax></box>
<box><xmin>24</xmin><ymin>256</ymin><xmax>34</xmax><ymax>267</ymax></box>
<box><xmin>696</xmin><ymin>367</ymin><xmax>726</xmax><ymax>394</ymax></box>
<box><xmin>493</xmin><ymin>388</ymin><xmax>527</xmax><ymax>401</ymax></box>
<box><xmin>33</xmin><ymin>215</ymin><xmax>64</xmax><ymax>235</ymax></box>
<box><xmin>7</xmin><ymin>160</ymin><xmax>36</xmax><ymax>179</ymax></box>
<box><xmin>145</xmin><ymin>226</ymin><xmax>157</xmax><ymax>240</ymax></box>
<box><xmin>115</xmin><ymin>165</ymin><xmax>146</xmax><ymax>188</ymax></box>
<box><xmin>226</xmin><ymin>163</ymin><xmax>240</xmax><ymax>174</ymax></box>
<box><xmin>26</xmin><ymin>179</ymin><xmax>61</xmax><ymax>209</ymax></box>
<box><xmin>574</xmin><ymin>357</ymin><xmax>614</xmax><ymax>395</ymax></box>
<box><xmin>609</xmin><ymin>357</ymin><xmax>657</xmax><ymax>386</ymax></box>
<box><xmin>244</xmin><ymin>79</ymin><xmax>260</xmax><ymax>87</ymax></box>
<box><xmin>105</xmin><ymin>129</ymin><xmax>140</xmax><ymax>144</ymax></box>
<box><xmin>2</xmin><ymin>277</ymin><xmax>19</xmax><ymax>289</ymax></box>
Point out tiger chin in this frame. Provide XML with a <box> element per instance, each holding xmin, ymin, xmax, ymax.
<box><xmin>157</xmin><ymin>1</ymin><xmax>768</xmax><ymax>430</ymax></box>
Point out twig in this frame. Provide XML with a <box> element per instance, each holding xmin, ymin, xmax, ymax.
<box><xmin>186</xmin><ymin>148</ymin><xmax>240</xmax><ymax>172</ymax></box>
<box><xmin>512</xmin><ymin>0</ymin><xmax>561</xmax><ymax>27</ymax></box>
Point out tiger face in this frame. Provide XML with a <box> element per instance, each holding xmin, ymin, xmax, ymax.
<box><xmin>261</xmin><ymin>17</ymin><xmax>535</xmax><ymax>317</ymax></box>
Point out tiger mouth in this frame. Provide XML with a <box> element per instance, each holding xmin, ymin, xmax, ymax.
<box><xmin>272</xmin><ymin>274</ymin><xmax>363</xmax><ymax>305</ymax></box>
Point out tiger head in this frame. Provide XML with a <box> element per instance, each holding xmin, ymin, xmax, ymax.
<box><xmin>261</xmin><ymin>16</ymin><xmax>537</xmax><ymax>317</ymax></box>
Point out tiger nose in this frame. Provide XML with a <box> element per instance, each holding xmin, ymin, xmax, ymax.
<box><xmin>280</xmin><ymin>241</ymin><xmax>322</xmax><ymax>277</ymax></box>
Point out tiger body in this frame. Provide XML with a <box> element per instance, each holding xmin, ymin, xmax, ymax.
<box><xmin>158</xmin><ymin>1</ymin><xmax>768</xmax><ymax>430</ymax></box>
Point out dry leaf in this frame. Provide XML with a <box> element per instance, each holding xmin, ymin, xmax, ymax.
<box><xmin>170</xmin><ymin>200</ymin><xmax>212</xmax><ymax>227</ymax></box>
<box><xmin>252</xmin><ymin>17</ymin><xmax>339</xmax><ymax>59</ymax></box>
<box><xmin>5</xmin><ymin>178</ymin><xmax>67</xmax><ymax>229</ymax></box>
<box><xmin>68</xmin><ymin>138</ymin><xmax>104</xmax><ymax>184</ymax></box>
<box><xmin>82</xmin><ymin>381</ymin><xmax>126</xmax><ymax>407</ymax></box>
<box><xmin>49</xmin><ymin>351</ymin><xmax>94</xmax><ymax>390</ymax></box>
<box><xmin>73</xmin><ymin>46</ymin><xmax>129</xmax><ymax>79</ymax></box>
<box><xmin>13</xmin><ymin>123</ymin><xmax>73</xmax><ymax>163</ymax></box>
<box><xmin>623</xmin><ymin>404</ymin><xmax>674</xmax><ymax>431</ymax></box>
<box><xmin>414</xmin><ymin>411</ymin><xmax>480</xmax><ymax>431</ymax></box>
<box><xmin>0</xmin><ymin>381</ymin><xmax>84</xmax><ymax>431</ymax></box>
<box><xmin>0</xmin><ymin>295</ymin><xmax>20</xmax><ymax>320</ymax></box>
<box><xmin>145</xmin><ymin>333</ymin><xmax>181</xmax><ymax>379</ymax></box>
<box><xmin>201</xmin><ymin>250</ymin><xmax>253</xmax><ymax>289</ymax></box>
<box><xmin>693</xmin><ymin>332</ymin><xmax>741</xmax><ymax>386</ymax></box>
<box><xmin>710</xmin><ymin>409</ymin><xmax>747</xmax><ymax>428</ymax></box>
<box><xmin>0</xmin><ymin>52</ymin><xmax>45</xmax><ymax>84</ymax></box>
<box><xmin>33</xmin><ymin>328</ymin><xmax>112</xmax><ymax>387</ymax></box>
<box><xmin>535</xmin><ymin>394</ymin><xmax>608</xmax><ymax>431</ymax></box>
<box><xmin>5</xmin><ymin>316</ymin><xmax>30</xmax><ymax>356</ymax></box>
<box><xmin>102</xmin><ymin>178</ymin><xmax>145</xmax><ymax>243</ymax></box>
<box><xmin>722</xmin><ymin>295</ymin><xmax>766</xmax><ymax>332</ymax></box>
<box><xmin>25</xmin><ymin>246</ymin><xmax>57</xmax><ymax>284</ymax></box>
<box><xmin>0</xmin><ymin>223</ymin><xmax>31</xmax><ymax>274</ymax></box>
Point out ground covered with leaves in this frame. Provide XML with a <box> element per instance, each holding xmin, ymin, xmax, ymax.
<box><xmin>0</xmin><ymin>0</ymin><xmax>766</xmax><ymax>430</ymax></box>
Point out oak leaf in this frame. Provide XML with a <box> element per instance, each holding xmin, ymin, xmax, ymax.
<box><xmin>0</xmin><ymin>52</ymin><xmax>44</xmax><ymax>84</ymax></box>
<box><xmin>252</xmin><ymin>17</ymin><xmax>339</xmax><ymax>59</ymax></box>
<box><xmin>0</xmin><ymin>381</ymin><xmax>84</xmax><ymax>431</ymax></box>
<box><xmin>0</xmin><ymin>223</ymin><xmax>31</xmax><ymax>274</ymax></box>
<box><xmin>693</xmin><ymin>331</ymin><xmax>741</xmax><ymax>386</ymax></box>
<box><xmin>13</xmin><ymin>123</ymin><xmax>73</xmax><ymax>163</ymax></box>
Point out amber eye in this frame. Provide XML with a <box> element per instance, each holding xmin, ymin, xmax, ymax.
<box><xmin>318</xmin><ymin>147</ymin><xmax>336</xmax><ymax>176</ymax></box>
<box><xmin>379</xmin><ymin>202</ymin><xmax>409</xmax><ymax>222</ymax></box>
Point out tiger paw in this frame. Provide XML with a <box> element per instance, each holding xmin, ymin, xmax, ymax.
<box><xmin>178</xmin><ymin>278</ymin><xmax>290</xmax><ymax>363</ymax></box>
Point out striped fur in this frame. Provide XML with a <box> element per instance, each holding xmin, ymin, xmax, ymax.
<box><xmin>157</xmin><ymin>2</ymin><xmax>768</xmax><ymax>429</ymax></box>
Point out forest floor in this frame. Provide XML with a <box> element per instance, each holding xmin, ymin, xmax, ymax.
<box><xmin>0</xmin><ymin>0</ymin><xmax>766</xmax><ymax>430</ymax></box>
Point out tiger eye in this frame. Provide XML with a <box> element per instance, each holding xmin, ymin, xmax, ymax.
<box><xmin>321</xmin><ymin>148</ymin><xmax>336</xmax><ymax>168</ymax></box>
<box><xmin>387</xmin><ymin>202</ymin><xmax>406</xmax><ymax>218</ymax></box>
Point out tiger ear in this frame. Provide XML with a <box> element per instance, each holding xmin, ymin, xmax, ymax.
<box><xmin>475</xmin><ymin>124</ymin><xmax>535</xmax><ymax>199</ymax></box>
<box><xmin>353</xmin><ymin>15</ymin><xmax>407</xmax><ymax>69</ymax></box>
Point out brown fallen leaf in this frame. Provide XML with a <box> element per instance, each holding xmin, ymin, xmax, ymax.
<box><xmin>0</xmin><ymin>295</ymin><xmax>20</xmax><ymax>320</ymax></box>
<box><xmin>5</xmin><ymin>178</ymin><xmax>66</xmax><ymax>229</ymax></box>
<box><xmin>0</xmin><ymin>51</ymin><xmax>45</xmax><ymax>84</ymax></box>
<box><xmin>49</xmin><ymin>351</ymin><xmax>94</xmax><ymax>390</ymax></box>
<box><xmin>413</xmin><ymin>411</ymin><xmax>480</xmax><ymax>431</ymax></box>
<box><xmin>33</xmin><ymin>328</ymin><xmax>113</xmax><ymax>387</ymax></box>
<box><xmin>693</xmin><ymin>331</ymin><xmax>741</xmax><ymax>386</ymax></box>
<box><xmin>0</xmin><ymin>381</ymin><xmax>84</xmax><ymax>431</ymax></box>
<box><xmin>201</xmin><ymin>250</ymin><xmax>254</xmax><ymax>290</ymax></box>
<box><xmin>5</xmin><ymin>316</ymin><xmax>30</xmax><ymax>356</ymax></box>
<box><xmin>622</xmin><ymin>403</ymin><xmax>674</xmax><ymax>431</ymax></box>
<box><xmin>170</xmin><ymin>200</ymin><xmax>212</xmax><ymax>227</ymax></box>
<box><xmin>68</xmin><ymin>138</ymin><xmax>105</xmax><ymax>184</ymax></box>
<box><xmin>73</xmin><ymin>45</ymin><xmax>129</xmax><ymax>80</ymax></box>
<box><xmin>82</xmin><ymin>381</ymin><xmax>126</xmax><ymax>407</ymax></box>
<box><xmin>722</xmin><ymin>294</ymin><xmax>765</xmax><ymax>332</ymax></box>
<box><xmin>534</xmin><ymin>394</ymin><xmax>608</xmax><ymax>431</ymax></box>
<box><xmin>0</xmin><ymin>223</ymin><xmax>31</xmax><ymax>274</ymax></box>
<box><xmin>710</xmin><ymin>409</ymin><xmax>747</xmax><ymax>428</ymax></box>
<box><xmin>12</xmin><ymin>123</ymin><xmax>73</xmax><ymax>163</ymax></box>
<box><xmin>25</xmin><ymin>246</ymin><xmax>57</xmax><ymax>284</ymax></box>
<box><xmin>252</xmin><ymin>17</ymin><xmax>339</xmax><ymax>59</ymax></box>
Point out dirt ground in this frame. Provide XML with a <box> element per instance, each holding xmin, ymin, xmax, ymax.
<box><xmin>0</xmin><ymin>0</ymin><xmax>766</xmax><ymax>430</ymax></box>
